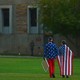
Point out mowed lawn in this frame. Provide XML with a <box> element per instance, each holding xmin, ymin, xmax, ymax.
<box><xmin>0</xmin><ymin>57</ymin><xmax>80</xmax><ymax>80</ymax></box>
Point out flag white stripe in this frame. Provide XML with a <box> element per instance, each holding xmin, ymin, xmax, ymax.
<box><xmin>70</xmin><ymin>50</ymin><xmax>72</xmax><ymax>75</ymax></box>
<box><xmin>67</xmin><ymin>47</ymin><xmax>69</xmax><ymax>75</ymax></box>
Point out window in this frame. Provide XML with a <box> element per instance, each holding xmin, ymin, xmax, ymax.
<box><xmin>2</xmin><ymin>8</ymin><xmax>9</xmax><ymax>27</ymax></box>
<box><xmin>27</xmin><ymin>6</ymin><xmax>39</xmax><ymax>34</ymax></box>
<box><xmin>29</xmin><ymin>8</ymin><xmax>37</xmax><ymax>27</ymax></box>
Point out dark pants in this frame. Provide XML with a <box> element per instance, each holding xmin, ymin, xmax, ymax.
<box><xmin>31</xmin><ymin>48</ymin><xmax>34</xmax><ymax>56</ymax></box>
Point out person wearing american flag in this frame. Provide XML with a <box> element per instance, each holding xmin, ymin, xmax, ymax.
<box><xmin>58</xmin><ymin>40</ymin><xmax>74</xmax><ymax>78</ymax></box>
<box><xmin>44</xmin><ymin>37</ymin><xmax>59</xmax><ymax>78</ymax></box>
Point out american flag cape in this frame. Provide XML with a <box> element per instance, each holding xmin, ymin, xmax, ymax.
<box><xmin>57</xmin><ymin>45</ymin><xmax>74</xmax><ymax>76</ymax></box>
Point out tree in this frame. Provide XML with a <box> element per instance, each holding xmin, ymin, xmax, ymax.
<box><xmin>39</xmin><ymin>0</ymin><xmax>80</xmax><ymax>35</ymax></box>
<box><xmin>39</xmin><ymin>0</ymin><xmax>80</xmax><ymax>57</ymax></box>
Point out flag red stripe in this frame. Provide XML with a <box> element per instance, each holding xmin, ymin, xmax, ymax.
<box><xmin>63</xmin><ymin>56</ymin><xmax>64</xmax><ymax>75</ymax></box>
<box><xmin>72</xmin><ymin>52</ymin><xmax>74</xmax><ymax>75</ymax></box>
<box><xmin>66</xmin><ymin>47</ymin><xmax>68</xmax><ymax>75</ymax></box>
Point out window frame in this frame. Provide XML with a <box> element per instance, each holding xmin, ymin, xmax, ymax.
<box><xmin>0</xmin><ymin>5</ymin><xmax>12</xmax><ymax>34</ymax></box>
<box><xmin>27</xmin><ymin>6</ymin><xmax>39</xmax><ymax>34</ymax></box>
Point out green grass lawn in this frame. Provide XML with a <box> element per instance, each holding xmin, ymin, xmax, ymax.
<box><xmin>0</xmin><ymin>57</ymin><xmax>80</xmax><ymax>80</ymax></box>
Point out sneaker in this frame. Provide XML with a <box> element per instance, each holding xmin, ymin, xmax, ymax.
<box><xmin>66</xmin><ymin>75</ymin><xmax>69</xmax><ymax>78</ymax></box>
<box><xmin>62</xmin><ymin>75</ymin><xmax>65</xmax><ymax>78</ymax></box>
<box><xmin>52</xmin><ymin>74</ymin><xmax>55</xmax><ymax>78</ymax></box>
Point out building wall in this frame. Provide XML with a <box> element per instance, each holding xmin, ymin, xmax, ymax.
<box><xmin>0</xmin><ymin>0</ymin><xmax>43</xmax><ymax>56</ymax></box>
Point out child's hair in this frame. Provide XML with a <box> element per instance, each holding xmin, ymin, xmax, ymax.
<box><xmin>61</xmin><ymin>40</ymin><xmax>66</xmax><ymax>44</ymax></box>
<box><xmin>48</xmin><ymin>37</ymin><xmax>53</xmax><ymax>42</ymax></box>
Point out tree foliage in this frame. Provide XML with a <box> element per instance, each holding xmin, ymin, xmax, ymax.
<box><xmin>39</xmin><ymin>0</ymin><xmax>80</xmax><ymax>37</ymax></box>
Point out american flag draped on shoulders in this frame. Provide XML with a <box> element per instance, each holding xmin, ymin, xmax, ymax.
<box><xmin>44</xmin><ymin>42</ymin><xmax>59</xmax><ymax>59</ymax></box>
<box><xmin>57</xmin><ymin>44</ymin><xmax>74</xmax><ymax>76</ymax></box>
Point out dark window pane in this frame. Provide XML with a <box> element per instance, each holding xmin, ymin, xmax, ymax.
<box><xmin>29</xmin><ymin>8</ymin><xmax>37</xmax><ymax>27</ymax></box>
<box><xmin>2</xmin><ymin>8</ymin><xmax>9</xmax><ymax>27</ymax></box>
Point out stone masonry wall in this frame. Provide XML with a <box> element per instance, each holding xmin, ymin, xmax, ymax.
<box><xmin>16</xmin><ymin>4</ymin><xmax>27</xmax><ymax>33</ymax></box>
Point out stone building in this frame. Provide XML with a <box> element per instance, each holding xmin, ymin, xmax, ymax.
<box><xmin>0</xmin><ymin>0</ymin><xmax>43</xmax><ymax>56</ymax></box>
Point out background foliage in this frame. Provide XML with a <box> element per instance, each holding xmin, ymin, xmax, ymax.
<box><xmin>39</xmin><ymin>0</ymin><xmax>80</xmax><ymax>36</ymax></box>
<box><xmin>39</xmin><ymin>0</ymin><xmax>80</xmax><ymax>57</ymax></box>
